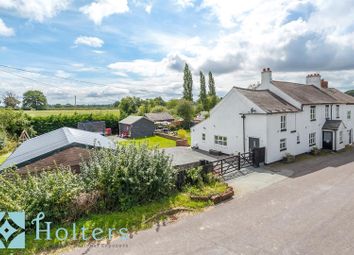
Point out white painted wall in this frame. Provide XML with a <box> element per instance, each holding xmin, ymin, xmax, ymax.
<box><xmin>192</xmin><ymin>71</ymin><xmax>354</xmax><ymax>164</ymax></box>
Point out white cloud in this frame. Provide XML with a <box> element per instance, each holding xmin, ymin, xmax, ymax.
<box><xmin>55</xmin><ymin>70</ymin><xmax>71</xmax><ymax>78</ymax></box>
<box><xmin>0</xmin><ymin>0</ymin><xmax>71</xmax><ymax>22</ymax></box>
<box><xmin>145</xmin><ymin>3</ymin><xmax>152</xmax><ymax>14</ymax></box>
<box><xmin>74</xmin><ymin>36</ymin><xmax>104</xmax><ymax>48</ymax></box>
<box><xmin>80</xmin><ymin>0</ymin><xmax>129</xmax><ymax>25</ymax></box>
<box><xmin>176</xmin><ymin>0</ymin><xmax>194</xmax><ymax>8</ymax></box>
<box><xmin>0</xmin><ymin>18</ymin><xmax>14</xmax><ymax>36</ymax></box>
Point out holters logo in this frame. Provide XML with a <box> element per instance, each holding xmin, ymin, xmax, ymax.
<box><xmin>0</xmin><ymin>212</ymin><xmax>26</xmax><ymax>249</ymax></box>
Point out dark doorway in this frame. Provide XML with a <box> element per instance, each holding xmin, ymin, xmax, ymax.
<box><xmin>249</xmin><ymin>137</ymin><xmax>260</xmax><ymax>152</ymax></box>
<box><xmin>349</xmin><ymin>129</ymin><xmax>352</xmax><ymax>144</ymax></box>
<box><xmin>323</xmin><ymin>131</ymin><xmax>333</xmax><ymax>150</ymax></box>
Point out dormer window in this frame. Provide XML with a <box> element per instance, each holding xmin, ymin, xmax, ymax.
<box><xmin>280</xmin><ymin>115</ymin><xmax>286</xmax><ymax>131</ymax></box>
<box><xmin>310</xmin><ymin>106</ymin><xmax>316</xmax><ymax>121</ymax></box>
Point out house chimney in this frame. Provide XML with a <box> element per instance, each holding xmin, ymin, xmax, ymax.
<box><xmin>306</xmin><ymin>73</ymin><xmax>321</xmax><ymax>88</ymax></box>
<box><xmin>261</xmin><ymin>68</ymin><xmax>272</xmax><ymax>88</ymax></box>
<box><xmin>321</xmin><ymin>79</ymin><xmax>328</xmax><ymax>89</ymax></box>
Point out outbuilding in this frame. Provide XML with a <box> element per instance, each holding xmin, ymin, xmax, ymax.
<box><xmin>119</xmin><ymin>116</ymin><xmax>155</xmax><ymax>138</ymax></box>
<box><xmin>0</xmin><ymin>127</ymin><xmax>115</xmax><ymax>173</ymax></box>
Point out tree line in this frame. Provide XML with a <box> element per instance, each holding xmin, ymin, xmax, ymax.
<box><xmin>1</xmin><ymin>90</ymin><xmax>47</xmax><ymax>110</ymax></box>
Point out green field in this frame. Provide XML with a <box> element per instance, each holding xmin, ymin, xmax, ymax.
<box><xmin>24</xmin><ymin>109</ymin><xmax>120</xmax><ymax>117</ymax></box>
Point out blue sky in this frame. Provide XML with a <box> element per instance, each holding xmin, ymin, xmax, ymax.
<box><xmin>0</xmin><ymin>0</ymin><xmax>353</xmax><ymax>105</ymax></box>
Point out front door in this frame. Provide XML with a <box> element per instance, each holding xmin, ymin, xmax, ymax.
<box><xmin>249</xmin><ymin>137</ymin><xmax>260</xmax><ymax>152</ymax></box>
<box><xmin>323</xmin><ymin>131</ymin><xmax>333</xmax><ymax>150</ymax></box>
<box><xmin>349</xmin><ymin>129</ymin><xmax>353</xmax><ymax>144</ymax></box>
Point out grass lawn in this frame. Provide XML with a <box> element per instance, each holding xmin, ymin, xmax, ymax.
<box><xmin>12</xmin><ymin>183</ymin><xmax>227</xmax><ymax>255</ymax></box>
<box><xmin>24</xmin><ymin>109</ymin><xmax>120</xmax><ymax>117</ymax></box>
<box><xmin>121</xmin><ymin>135</ymin><xmax>177</xmax><ymax>148</ymax></box>
<box><xmin>0</xmin><ymin>152</ymin><xmax>11</xmax><ymax>165</ymax></box>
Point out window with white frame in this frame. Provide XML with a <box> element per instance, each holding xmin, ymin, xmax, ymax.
<box><xmin>202</xmin><ymin>133</ymin><xmax>206</xmax><ymax>141</ymax></box>
<box><xmin>280</xmin><ymin>115</ymin><xmax>286</xmax><ymax>131</ymax></box>
<box><xmin>214</xmin><ymin>135</ymin><xmax>227</xmax><ymax>146</ymax></box>
<box><xmin>280</xmin><ymin>138</ymin><xmax>287</xmax><ymax>151</ymax></box>
<box><xmin>325</xmin><ymin>105</ymin><xmax>330</xmax><ymax>119</ymax></box>
<box><xmin>339</xmin><ymin>131</ymin><xmax>343</xmax><ymax>144</ymax></box>
<box><xmin>309</xmin><ymin>132</ymin><xmax>316</xmax><ymax>146</ymax></box>
<box><xmin>297</xmin><ymin>135</ymin><xmax>300</xmax><ymax>144</ymax></box>
<box><xmin>310</xmin><ymin>106</ymin><xmax>316</xmax><ymax>121</ymax></box>
<box><xmin>347</xmin><ymin>111</ymin><xmax>351</xmax><ymax>120</ymax></box>
<box><xmin>336</xmin><ymin>105</ymin><xmax>340</xmax><ymax>118</ymax></box>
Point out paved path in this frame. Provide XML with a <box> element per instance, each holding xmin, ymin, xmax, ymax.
<box><xmin>63</xmin><ymin>150</ymin><xmax>354</xmax><ymax>255</ymax></box>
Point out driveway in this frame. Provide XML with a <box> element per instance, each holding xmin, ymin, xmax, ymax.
<box><xmin>63</xmin><ymin>149</ymin><xmax>354</xmax><ymax>255</ymax></box>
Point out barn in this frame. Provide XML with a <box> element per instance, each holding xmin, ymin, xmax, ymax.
<box><xmin>0</xmin><ymin>127</ymin><xmax>115</xmax><ymax>173</ymax></box>
<box><xmin>119</xmin><ymin>116</ymin><xmax>155</xmax><ymax>138</ymax></box>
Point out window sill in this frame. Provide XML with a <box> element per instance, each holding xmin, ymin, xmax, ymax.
<box><xmin>280</xmin><ymin>148</ymin><xmax>287</xmax><ymax>152</ymax></box>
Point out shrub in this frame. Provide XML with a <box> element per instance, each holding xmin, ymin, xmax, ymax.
<box><xmin>30</xmin><ymin>112</ymin><xmax>121</xmax><ymax>135</ymax></box>
<box><xmin>80</xmin><ymin>143</ymin><xmax>176</xmax><ymax>211</ymax></box>
<box><xmin>177</xmin><ymin>129</ymin><xmax>187</xmax><ymax>139</ymax></box>
<box><xmin>0</xmin><ymin>167</ymin><xmax>86</xmax><ymax>225</ymax></box>
<box><xmin>0</xmin><ymin>109</ymin><xmax>35</xmax><ymax>137</ymax></box>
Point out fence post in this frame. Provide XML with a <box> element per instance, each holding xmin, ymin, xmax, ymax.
<box><xmin>237</xmin><ymin>152</ymin><xmax>241</xmax><ymax>170</ymax></box>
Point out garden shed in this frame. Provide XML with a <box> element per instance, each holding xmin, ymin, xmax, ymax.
<box><xmin>0</xmin><ymin>127</ymin><xmax>115</xmax><ymax>173</ymax></box>
<box><xmin>145</xmin><ymin>112</ymin><xmax>175</xmax><ymax>123</ymax></box>
<box><xmin>119</xmin><ymin>116</ymin><xmax>155</xmax><ymax>138</ymax></box>
<box><xmin>77</xmin><ymin>121</ymin><xmax>106</xmax><ymax>135</ymax></box>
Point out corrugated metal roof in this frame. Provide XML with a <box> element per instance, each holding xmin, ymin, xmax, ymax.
<box><xmin>0</xmin><ymin>127</ymin><xmax>115</xmax><ymax>170</ymax></box>
<box><xmin>119</xmin><ymin>116</ymin><xmax>148</xmax><ymax>125</ymax></box>
<box><xmin>145</xmin><ymin>112</ymin><xmax>175</xmax><ymax>122</ymax></box>
<box><xmin>322</xmin><ymin>120</ymin><xmax>343</xmax><ymax>130</ymax></box>
<box><xmin>272</xmin><ymin>81</ymin><xmax>339</xmax><ymax>104</ymax></box>
<box><xmin>236</xmin><ymin>87</ymin><xmax>299</xmax><ymax>113</ymax></box>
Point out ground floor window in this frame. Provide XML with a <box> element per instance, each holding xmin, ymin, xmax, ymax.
<box><xmin>339</xmin><ymin>131</ymin><xmax>343</xmax><ymax>144</ymax></box>
<box><xmin>214</xmin><ymin>135</ymin><xmax>227</xmax><ymax>146</ymax></box>
<box><xmin>309</xmin><ymin>132</ymin><xmax>316</xmax><ymax>146</ymax></box>
<box><xmin>280</xmin><ymin>138</ymin><xmax>287</xmax><ymax>151</ymax></box>
<box><xmin>202</xmin><ymin>133</ymin><xmax>206</xmax><ymax>141</ymax></box>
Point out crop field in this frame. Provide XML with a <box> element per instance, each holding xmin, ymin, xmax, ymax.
<box><xmin>24</xmin><ymin>109</ymin><xmax>120</xmax><ymax>117</ymax></box>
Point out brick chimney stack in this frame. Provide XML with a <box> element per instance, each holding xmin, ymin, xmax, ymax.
<box><xmin>306</xmin><ymin>73</ymin><xmax>321</xmax><ymax>88</ymax></box>
<box><xmin>321</xmin><ymin>79</ymin><xmax>328</xmax><ymax>89</ymax></box>
<box><xmin>261</xmin><ymin>68</ymin><xmax>272</xmax><ymax>88</ymax></box>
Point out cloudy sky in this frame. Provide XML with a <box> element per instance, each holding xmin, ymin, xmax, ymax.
<box><xmin>0</xmin><ymin>0</ymin><xmax>353</xmax><ymax>105</ymax></box>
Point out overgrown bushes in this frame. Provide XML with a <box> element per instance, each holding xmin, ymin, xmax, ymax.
<box><xmin>0</xmin><ymin>143</ymin><xmax>176</xmax><ymax>225</ymax></box>
<box><xmin>80</xmin><ymin>144</ymin><xmax>176</xmax><ymax>210</ymax></box>
<box><xmin>30</xmin><ymin>112</ymin><xmax>121</xmax><ymax>135</ymax></box>
<box><xmin>0</xmin><ymin>109</ymin><xmax>35</xmax><ymax>137</ymax></box>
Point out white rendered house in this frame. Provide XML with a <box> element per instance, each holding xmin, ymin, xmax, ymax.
<box><xmin>191</xmin><ymin>68</ymin><xmax>354</xmax><ymax>164</ymax></box>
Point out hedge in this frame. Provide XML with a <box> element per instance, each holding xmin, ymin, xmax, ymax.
<box><xmin>30</xmin><ymin>112</ymin><xmax>121</xmax><ymax>135</ymax></box>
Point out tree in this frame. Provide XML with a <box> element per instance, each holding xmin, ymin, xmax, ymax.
<box><xmin>208</xmin><ymin>71</ymin><xmax>216</xmax><ymax>96</ymax></box>
<box><xmin>118</xmin><ymin>96</ymin><xmax>141</xmax><ymax>116</ymax></box>
<box><xmin>199</xmin><ymin>71</ymin><xmax>208</xmax><ymax>110</ymax></box>
<box><xmin>176</xmin><ymin>99</ymin><xmax>194</xmax><ymax>128</ymax></box>
<box><xmin>183</xmin><ymin>63</ymin><xmax>193</xmax><ymax>101</ymax></box>
<box><xmin>150</xmin><ymin>105</ymin><xmax>168</xmax><ymax>113</ymax></box>
<box><xmin>3</xmin><ymin>91</ymin><xmax>20</xmax><ymax>109</ymax></box>
<box><xmin>346</xmin><ymin>90</ymin><xmax>354</xmax><ymax>97</ymax></box>
<box><xmin>22</xmin><ymin>90</ymin><xmax>47</xmax><ymax>110</ymax></box>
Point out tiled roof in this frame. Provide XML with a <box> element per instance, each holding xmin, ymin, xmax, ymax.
<box><xmin>119</xmin><ymin>116</ymin><xmax>146</xmax><ymax>125</ymax></box>
<box><xmin>0</xmin><ymin>127</ymin><xmax>115</xmax><ymax>171</ymax></box>
<box><xmin>321</xmin><ymin>88</ymin><xmax>354</xmax><ymax>104</ymax></box>
<box><xmin>145</xmin><ymin>112</ymin><xmax>175</xmax><ymax>122</ymax></box>
<box><xmin>322</xmin><ymin>120</ymin><xmax>343</xmax><ymax>130</ymax></box>
<box><xmin>235</xmin><ymin>87</ymin><xmax>299</xmax><ymax>113</ymax></box>
<box><xmin>272</xmin><ymin>81</ymin><xmax>338</xmax><ymax>104</ymax></box>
